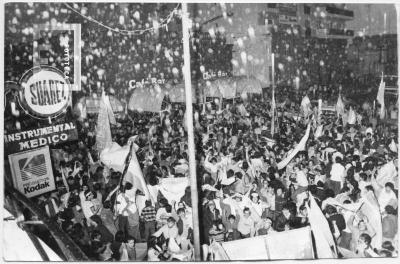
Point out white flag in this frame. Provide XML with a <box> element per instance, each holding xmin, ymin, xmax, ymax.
<box><xmin>347</xmin><ymin>106</ymin><xmax>356</xmax><ymax>125</ymax></box>
<box><xmin>307</xmin><ymin>194</ymin><xmax>338</xmax><ymax>258</ymax></box>
<box><xmin>301</xmin><ymin>95</ymin><xmax>312</xmax><ymax>117</ymax></box>
<box><xmin>335</xmin><ymin>95</ymin><xmax>345</xmax><ymax>117</ymax></box>
<box><xmin>376</xmin><ymin>75</ymin><xmax>385</xmax><ymax>119</ymax></box>
<box><xmin>277</xmin><ymin>123</ymin><xmax>311</xmax><ymax>170</ymax></box>
<box><xmin>100</xmin><ymin>140</ymin><xmax>154</xmax><ymax>212</ymax></box>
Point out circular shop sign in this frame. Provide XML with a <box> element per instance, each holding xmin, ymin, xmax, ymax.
<box><xmin>19</xmin><ymin>66</ymin><xmax>71</xmax><ymax>118</ymax></box>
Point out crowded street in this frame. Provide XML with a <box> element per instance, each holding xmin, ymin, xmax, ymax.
<box><xmin>2</xmin><ymin>2</ymin><xmax>399</xmax><ymax>261</ymax></box>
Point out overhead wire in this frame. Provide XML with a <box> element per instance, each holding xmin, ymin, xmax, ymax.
<box><xmin>63</xmin><ymin>3</ymin><xmax>181</xmax><ymax>36</ymax></box>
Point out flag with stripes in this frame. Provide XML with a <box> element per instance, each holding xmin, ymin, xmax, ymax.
<box><xmin>18</xmin><ymin>154</ymin><xmax>47</xmax><ymax>181</ymax></box>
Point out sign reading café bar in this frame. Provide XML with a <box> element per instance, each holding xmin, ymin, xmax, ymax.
<box><xmin>4</xmin><ymin>122</ymin><xmax>78</xmax><ymax>155</ymax></box>
<box><xmin>19</xmin><ymin>66</ymin><xmax>72</xmax><ymax>118</ymax></box>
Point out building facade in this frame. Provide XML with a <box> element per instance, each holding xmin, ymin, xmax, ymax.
<box><xmin>347</xmin><ymin>34</ymin><xmax>397</xmax><ymax>88</ymax></box>
<box><xmin>260</xmin><ymin>3</ymin><xmax>354</xmax><ymax>89</ymax></box>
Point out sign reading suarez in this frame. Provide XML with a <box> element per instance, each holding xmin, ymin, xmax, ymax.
<box><xmin>4</xmin><ymin>122</ymin><xmax>78</xmax><ymax>155</ymax></box>
<box><xmin>8</xmin><ymin>146</ymin><xmax>56</xmax><ymax>198</ymax></box>
<box><xmin>19</xmin><ymin>66</ymin><xmax>72</xmax><ymax>119</ymax></box>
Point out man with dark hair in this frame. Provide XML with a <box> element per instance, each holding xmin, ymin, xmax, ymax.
<box><xmin>382</xmin><ymin>205</ymin><xmax>398</xmax><ymax>243</ymax></box>
<box><xmin>90</xmin><ymin>215</ymin><xmax>114</xmax><ymax>244</ymax></box>
<box><xmin>329</xmin><ymin>156</ymin><xmax>346</xmax><ymax>195</ymax></box>
<box><xmin>356</xmin><ymin>233</ymin><xmax>379</xmax><ymax>257</ymax></box>
<box><xmin>152</xmin><ymin>217</ymin><xmax>178</xmax><ymax>240</ymax></box>
<box><xmin>99</xmin><ymin>200</ymin><xmax>117</xmax><ymax>236</ymax></box>
<box><xmin>324</xmin><ymin>205</ymin><xmax>346</xmax><ymax>239</ymax></box>
<box><xmin>141</xmin><ymin>200</ymin><xmax>157</xmax><ymax>242</ymax></box>
<box><xmin>378</xmin><ymin>182</ymin><xmax>397</xmax><ymax>213</ymax></box>
<box><xmin>237</xmin><ymin>207</ymin><xmax>255</xmax><ymax>238</ymax></box>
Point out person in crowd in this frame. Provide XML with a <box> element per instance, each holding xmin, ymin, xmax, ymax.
<box><xmin>99</xmin><ymin>200</ymin><xmax>118</xmax><ymax>236</ymax></box>
<box><xmin>378</xmin><ymin>183</ymin><xmax>398</xmax><ymax>213</ymax></box>
<box><xmin>141</xmin><ymin>200</ymin><xmax>157</xmax><ymax>242</ymax></box>
<box><xmin>356</xmin><ymin>233</ymin><xmax>379</xmax><ymax>258</ymax></box>
<box><xmin>347</xmin><ymin>214</ymin><xmax>376</xmax><ymax>252</ymax></box>
<box><xmin>152</xmin><ymin>217</ymin><xmax>179</xmax><ymax>241</ymax></box>
<box><xmin>119</xmin><ymin>236</ymin><xmax>137</xmax><ymax>261</ymax></box>
<box><xmin>237</xmin><ymin>207</ymin><xmax>255</xmax><ymax>238</ymax></box>
<box><xmin>90</xmin><ymin>215</ymin><xmax>114</xmax><ymax>244</ymax></box>
<box><xmin>382</xmin><ymin>205</ymin><xmax>398</xmax><ymax>243</ymax></box>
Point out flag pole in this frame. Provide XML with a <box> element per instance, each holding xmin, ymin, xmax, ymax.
<box><xmin>181</xmin><ymin>3</ymin><xmax>201</xmax><ymax>260</ymax></box>
<box><xmin>271</xmin><ymin>53</ymin><xmax>275</xmax><ymax>136</ymax></box>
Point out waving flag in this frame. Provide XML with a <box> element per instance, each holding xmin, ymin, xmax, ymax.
<box><xmin>307</xmin><ymin>194</ymin><xmax>338</xmax><ymax>258</ymax></box>
<box><xmin>100</xmin><ymin>139</ymin><xmax>154</xmax><ymax>212</ymax></box>
<box><xmin>335</xmin><ymin>94</ymin><xmax>345</xmax><ymax>117</ymax></box>
<box><xmin>347</xmin><ymin>106</ymin><xmax>356</xmax><ymax>125</ymax></box>
<box><xmin>360</xmin><ymin>191</ymin><xmax>383</xmax><ymax>249</ymax></box>
<box><xmin>277</xmin><ymin>123</ymin><xmax>311</xmax><ymax>170</ymax></box>
<box><xmin>96</xmin><ymin>91</ymin><xmax>116</xmax><ymax>153</ymax></box>
<box><xmin>301</xmin><ymin>95</ymin><xmax>312</xmax><ymax>117</ymax></box>
<box><xmin>376</xmin><ymin>75</ymin><xmax>386</xmax><ymax>119</ymax></box>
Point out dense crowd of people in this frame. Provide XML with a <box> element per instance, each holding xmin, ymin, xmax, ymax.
<box><xmin>3</xmin><ymin>2</ymin><xmax>399</xmax><ymax>261</ymax></box>
<box><xmin>5</xmin><ymin>84</ymin><xmax>398</xmax><ymax>260</ymax></box>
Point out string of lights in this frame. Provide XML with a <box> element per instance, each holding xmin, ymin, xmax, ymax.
<box><xmin>63</xmin><ymin>3</ymin><xmax>181</xmax><ymax>36</ymax></box>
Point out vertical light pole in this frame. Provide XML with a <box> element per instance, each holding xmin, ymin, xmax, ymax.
<box><xmin>181</xmin><ymin>2</ymin><xmax>201</xmax><ymax>260</ymax></box>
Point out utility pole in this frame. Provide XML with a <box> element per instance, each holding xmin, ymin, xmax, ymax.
<box><xmin>181</xmin><ymin>2</ymin><xmax>201</xmax><ymax>260</ymax></box>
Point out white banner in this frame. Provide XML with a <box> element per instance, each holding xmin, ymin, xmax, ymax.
<box><xmin>307</xmin><ymin>194</ymin><xmax>338</xmax><ymax>258</ymax></box>
<box><xmin>8</xmin><ymin>146</ymin><xmax>55</xmax><ymax>198</ymax></box>
<box><xmin>213</xmin><ymin>227</ymin><xmax>314</xmax><ymax>260</ymax></box>
<box><xmin>158</xmin><ymin>177</ymin><xmax>189</xmax><ymax>204</ymax></box>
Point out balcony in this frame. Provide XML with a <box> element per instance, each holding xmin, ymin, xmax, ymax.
<box><xmin>329</xmin><ymin>28</ymin><xmax>354</xmax><ymax>37</ymax></box>
<box><xmin>315</xmin><ymin>28</ymin><xmax>354</xmax><ymax>39</ymax></box>
<box><xmin>325</xmin><ymin>6</ymin><xmax>354</xmax><ymax>20</ymax></box>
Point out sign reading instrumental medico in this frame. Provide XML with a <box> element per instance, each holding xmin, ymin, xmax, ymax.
<box><xmin>8</xmin><ymin>146</ymin><xmax>56</xmax><ymax>198</ymax></box>
<box><xmin>4</xmin><ymin>122</ymin><xmax>78</xmax><ymax>155</ymax></box>
<box><xmin>19</xmin><ymin>66</ymin><xmax>72</xmax><ymax>118</ymax></box>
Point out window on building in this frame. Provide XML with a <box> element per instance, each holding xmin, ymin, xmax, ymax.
<box><xmin>304</xmin><ymin>5</ymin><xmax>311</xmax><ymax>15</ymax></box>
<box><xmin>305</xmin><ymin>27</ymin><xmax>311</xmax><ymax>38</ymax></box>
